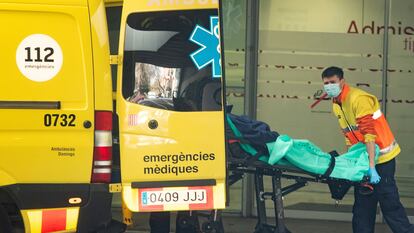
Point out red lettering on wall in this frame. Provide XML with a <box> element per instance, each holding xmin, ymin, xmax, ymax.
<box><xmin>404</xmin><ymin>27</ymin><xmax>414</xmax><ymax>35</ymax></box>
<box><xmin>347</xmin><ymin>20</ymin><xmax>413</xmax><ymax>36</ymax></box>
<box><xmin>362</xmin><ymin>21</ymin><xmax>375</xmax><ymax>34</ymax></box>
<box><xmin>347</xmin><ymin>20</ymin><xmax>359</xmax><ymax>34</ymax></box>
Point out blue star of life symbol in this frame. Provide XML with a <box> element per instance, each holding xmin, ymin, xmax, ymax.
<box><xmin>189</xmin><ymin>16</ymin><xmax>221</xmax><ymax>78</ymax></box>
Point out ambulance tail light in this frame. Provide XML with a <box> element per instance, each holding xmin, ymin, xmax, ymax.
<box><xmin>92</xmin><ymin>111</ymin><xmax>113</xmax><ymax>183</ymax></box>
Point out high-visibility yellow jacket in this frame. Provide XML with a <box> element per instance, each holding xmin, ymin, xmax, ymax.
<box><xmin>332</xmin><ymin>84</ymin><xmax>400</xmax><ymax>164</ymax></box>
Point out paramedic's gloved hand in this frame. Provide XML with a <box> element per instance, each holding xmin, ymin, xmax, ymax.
<box><xmin>368</xmin><ymin>167</ymin><xmax>381</xmax><ymax>184</ymax></box>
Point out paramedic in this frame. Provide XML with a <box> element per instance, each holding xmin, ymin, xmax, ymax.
<box><xmin>321</xmin><ymin>66</ymin><xmax>414</xmax><ymax>233</ymax></box>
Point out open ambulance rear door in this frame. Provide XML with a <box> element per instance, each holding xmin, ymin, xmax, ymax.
<box><xmin>115</xmin><ymin>0</ymin><xmax>226</xmax><ymax>212</ymax></box>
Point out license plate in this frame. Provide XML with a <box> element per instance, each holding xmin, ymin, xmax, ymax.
<box><xmin>141</xmin><ymin>189</ymin><xmax>207</xmax><ymax>206</ymax></box>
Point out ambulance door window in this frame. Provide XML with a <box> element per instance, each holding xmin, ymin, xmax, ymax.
<box><xmin>122</xmin><ymin>10</ymin><xmax>222</xmax><ymax>112</ymax></box>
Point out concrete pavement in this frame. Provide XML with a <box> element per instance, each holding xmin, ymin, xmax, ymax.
<box><xmin>112</xmin><ymin>210</ymin><xmax>392</xmax><ymax>233</ymax></box>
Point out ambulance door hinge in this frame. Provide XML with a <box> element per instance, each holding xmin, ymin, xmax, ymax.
<box><xmin>110</xmin><ymin>55</ymin><xmax>122</xmax><ymax>65</ymax></box>
<box><xmin>109</xmin><ymin>183</ymin><xmax>122</xmax><ymax>193</ymax></box>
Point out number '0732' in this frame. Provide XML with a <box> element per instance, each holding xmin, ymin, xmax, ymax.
<box><xmin>44</xmin><ymin>114</ymin><xmax>76</xmax><ymax>127</ymax></box>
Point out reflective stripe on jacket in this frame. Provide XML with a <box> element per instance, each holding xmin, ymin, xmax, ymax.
<box><xmin>332</xmin><ymin>84</ymin><xmax>400</xmax><ymax>164</ymax></box>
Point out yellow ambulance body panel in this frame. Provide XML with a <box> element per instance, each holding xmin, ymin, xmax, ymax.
<box><xmin>0</xmin><ymin>0</ymin><xmax>120</xmax><ymax>232</ymax></box>
<box><xmin>0</xmin><ymin>0</ymin><xmax>94</xmax><ymax>182</ymax></box>
<box><xmin>116</xmin><ymin>0</ymin><xmax>226</xmax><ymax>212</ymax></box>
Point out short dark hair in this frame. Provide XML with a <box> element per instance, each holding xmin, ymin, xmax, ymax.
<box><xmin>322</xmin><ymin>66</ymin><xmax>344</xmax><ymax>79</ymax></box>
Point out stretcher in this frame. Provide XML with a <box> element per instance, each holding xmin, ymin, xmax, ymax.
<box><xmin>223</xmin><ymin>117</ymin><xmax>369</xmax><ymax>233</ymax></box>
<box><xmin>227</xmin><ymin>157</ymin><xmax>355</xmax><ymax>233</ymax></box>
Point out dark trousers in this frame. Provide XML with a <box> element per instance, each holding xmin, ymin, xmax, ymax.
<box><xmin>353</xmin><ymin>159</ymin><xmax>414</xmax><ymax>233</ymax></box>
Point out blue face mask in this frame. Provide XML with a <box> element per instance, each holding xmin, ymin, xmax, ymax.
<box><xmin>324</xmin><ymin>83</ymin><xmax>342</xmax><ymax>97</ymax></box>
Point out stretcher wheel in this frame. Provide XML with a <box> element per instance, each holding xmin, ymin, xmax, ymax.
<box><xmin>201</xmin><ymin>220</ymin><xmax>224</xmax><ymax>233</ymax></box>
<box><xmin>201</xmin><ymin>222</ymin><xmax>213</xmax><ymax>233</ymax></box>
<box><xmin>176</xmin><ymin>213</ymin><xmax>201</xmax><ymax>233</ymax></box>
<box><xmin>177</xmin><ymin>216</ymin><xmax>193</xmax><ymax>229</ymax></box>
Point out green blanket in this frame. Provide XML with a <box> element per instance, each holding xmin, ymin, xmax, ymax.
<box><xmin>267</xmin><ymin>135</ymin><xmax>379</xmax><ymax>181</ymax></box>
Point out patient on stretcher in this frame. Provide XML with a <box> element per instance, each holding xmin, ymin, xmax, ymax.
<box><xmin>226</xmin><ymin>113</ymin><xmax>379</xmax><ymax>182</ymax></box>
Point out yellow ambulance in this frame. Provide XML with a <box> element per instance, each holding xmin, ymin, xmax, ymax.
<box><xmin>0</xmin><ymin>0</ymin><xmax>123</xmax><ymax>232</ymax></box>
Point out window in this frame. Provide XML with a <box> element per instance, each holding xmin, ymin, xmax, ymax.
<box><xmin>122</xmin><ymin>9</ymin><xmax>222</xmax><ymax>112</ymax></box>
